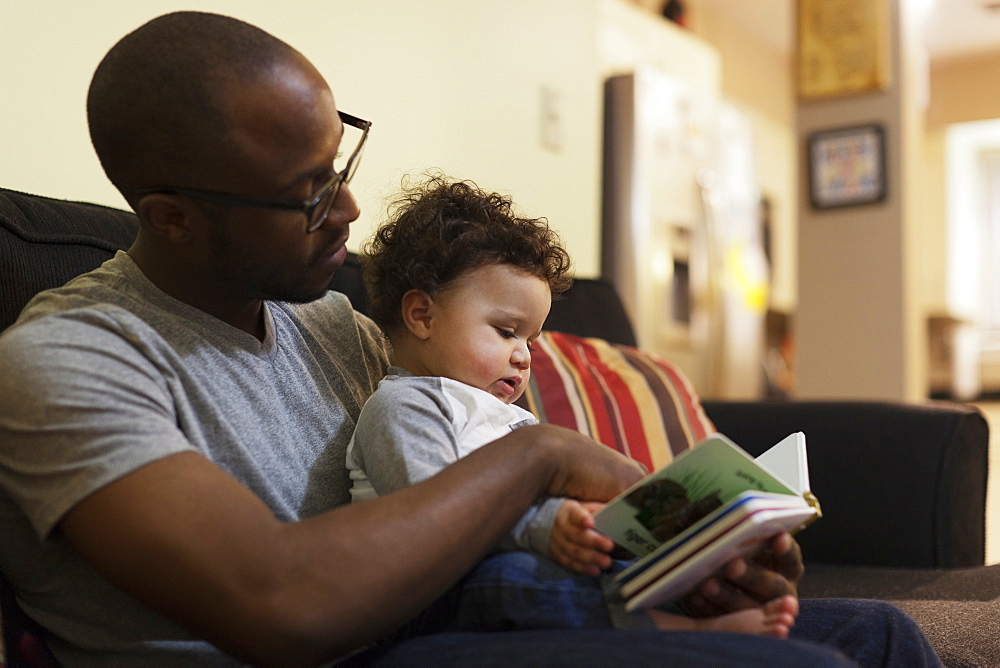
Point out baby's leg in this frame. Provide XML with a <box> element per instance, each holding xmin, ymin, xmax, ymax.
<box><xmin>648</xmin><ymin>595</ymin><xmax>798</xmax><ymax>638</ymax></box>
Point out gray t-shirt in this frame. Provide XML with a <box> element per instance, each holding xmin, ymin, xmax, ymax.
<box><xmin>0</xmin><ymin>251</ymin><xmax>391</xmax><ymax>666</ymax></box>
<box><xmin>346</xmin><ymin>369</ymin><xmax>562</xmax><ymax>554</ymax></box>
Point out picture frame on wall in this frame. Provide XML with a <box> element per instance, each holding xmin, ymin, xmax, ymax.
<box><xmin>796</xmin><ymin>0</ymin><xmax>890</xmax><ymax>99</ymax></box>
<box><xmin>807</xmin><ymin>124</ymin><xmax>886</xmax><ymax>210</ymax></box>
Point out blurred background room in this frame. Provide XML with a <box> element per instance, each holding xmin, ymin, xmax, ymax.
<box><xmin>2</xmin><ymin>0</ymin><xmax>998</xmax><ymax>560</ymax></box>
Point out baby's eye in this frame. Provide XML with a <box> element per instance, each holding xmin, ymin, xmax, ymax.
<box><xmin>496</xmin><ymin>328</ymin><xmax>516</xmax><ymax>339</ymax></box>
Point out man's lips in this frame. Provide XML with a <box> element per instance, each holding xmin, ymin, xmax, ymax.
<box><xmin>319</xmin><ymin>229</ymin><xmax>350</xmax><ymax>265</ymax></box>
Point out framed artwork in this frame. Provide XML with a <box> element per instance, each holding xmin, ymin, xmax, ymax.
<box><xmin>797</xmin><ymin>0</ymin><xmax>890</xmax><ymax>99</ymax></box>
<box><xmin>807</xmin><ymin>124</ymin><xmax>886</xmax><ymax>210</ymax></box>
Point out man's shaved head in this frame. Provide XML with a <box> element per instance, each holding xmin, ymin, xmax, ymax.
<box><xmin>87</xmin><ymin>11</ymin><xmax>305</xmax><ymax>207</ymax></box>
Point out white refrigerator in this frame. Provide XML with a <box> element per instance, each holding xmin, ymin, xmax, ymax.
<box><xmin>602</xmin><ymin>66</ymin><xmax>768</xmax><ymax>399</ymax></box>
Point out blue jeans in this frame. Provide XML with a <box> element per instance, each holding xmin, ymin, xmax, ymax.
<box><xmin>345</xmin><ymin>552</ymin><xmax>942</xmax><ymax>667</ymax></box>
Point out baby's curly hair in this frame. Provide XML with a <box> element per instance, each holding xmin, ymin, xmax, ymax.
<box><xmin>362</xmin><ymin>174</ymin><xmax>573</xmax><ymax>336</ymax></box>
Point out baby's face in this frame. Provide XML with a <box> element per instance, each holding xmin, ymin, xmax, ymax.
<box><xmin>420</xmin><ymin>264</ymin><xmax>551</xmax><ymax>404</ymax></box>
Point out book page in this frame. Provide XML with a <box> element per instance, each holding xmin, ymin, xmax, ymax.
<box><xmin>753</xmin><ymin>432</ymin><xmax>809</xmax><ymax>494</ymax></box>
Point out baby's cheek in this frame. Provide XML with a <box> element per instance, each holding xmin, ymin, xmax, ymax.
<box><xmin>471</xmin><ymin>355</ymin><xmax>497</xmax><ymax>380</ymax></box>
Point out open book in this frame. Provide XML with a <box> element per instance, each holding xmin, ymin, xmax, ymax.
<box><xmin>593</xmin><ymin>432</ymin><xmax>821</xmax><ymax>612</ymax></box>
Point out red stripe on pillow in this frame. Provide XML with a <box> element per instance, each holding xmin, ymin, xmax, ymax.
<box><xmin>516</xmin><ymin>331</ymin><xmax>715</xmax><ymax>473</ymax></box>
<box><xmin>522</xmin><ymin>334</ymin><xmax>576</xmax><ymax>430</ymax></box>
<box><xmin>546</xmin><ymin>333</ymin><xmax>615</xmax><ymax>445</ymax></box>
<box><xmin>573</xmin><ymin>335</ymin><xmax>653</xmax><ymax>465</ymax></box>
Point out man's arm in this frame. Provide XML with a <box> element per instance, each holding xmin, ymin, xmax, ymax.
<box><xmin>60</xmin><ymin>422</ymin><xmax>643</xmax><ymax>666</ymax></box>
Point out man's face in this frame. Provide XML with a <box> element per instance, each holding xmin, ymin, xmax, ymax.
<box><xmin>200</xmin><ymin>58</ymin><xmax>360</xmax><ymax>304</ymax></box>
<box><xmin>419</xmin><ymin>264</ymin><xmax>551</xmax><ymax>404</ymax></box>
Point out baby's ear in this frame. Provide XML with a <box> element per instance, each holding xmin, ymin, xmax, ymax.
<box><xmin>400</xmin><ymin>289</ymin><xmax>434</xmax><ymax>340</ymax></box>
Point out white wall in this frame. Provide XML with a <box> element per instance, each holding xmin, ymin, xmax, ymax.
<box><xmin>0</xmin><ymin>0</ymin><xmax>609</xmax><ymax>273</ymax></box>
<box><xmin>2</xmin><ymin>1</ymin><xmax>799</xmax><ymax>394</ymax></box>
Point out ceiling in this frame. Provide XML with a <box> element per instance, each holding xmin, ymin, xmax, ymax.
<box><xmin>690</xmin><ymin>0</ymin><xmax>1000</xmax><ymax>62</ymax></box>
<box><xmin>925</xmin><ymin>0</ymin><xmax>1000</xmax><ymax>60</ymax></box>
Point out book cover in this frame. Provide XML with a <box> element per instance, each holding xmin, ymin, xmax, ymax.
<box><xmin>593</xmin><ymin>432</ymin><xmax>821</xmax><ymax>609</ymax></box>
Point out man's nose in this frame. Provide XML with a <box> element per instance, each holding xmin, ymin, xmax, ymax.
<box><xmin>324</xmin><ymin>182</ymin><xmax>361</xmax><ymax>228</ymax></box>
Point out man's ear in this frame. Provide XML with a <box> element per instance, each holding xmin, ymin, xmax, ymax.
<box><xmin>400</xmin><ymin>289</ymin><xmax>434</xmax><ymax>340</ymax></box>
<box><xmin>135</xmin><ymin>194</ymin><xmax>198</xmax><ymax>244</ymax></box>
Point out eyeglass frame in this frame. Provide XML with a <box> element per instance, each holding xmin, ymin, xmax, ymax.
<box><xmin>135</xmin><ymin>111</ymin><xmax>371</xmax><ymax>233</ymax></box>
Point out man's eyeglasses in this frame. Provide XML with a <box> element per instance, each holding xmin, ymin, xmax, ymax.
<box><xmin>136</xmin><ymin>111</ymin><xmax>371</xmax><ymax>233</ymax></box>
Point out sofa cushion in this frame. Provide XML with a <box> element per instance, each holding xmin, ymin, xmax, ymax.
<box><xmin>515</xmin><ymin>331</ymin><xmax>715</xmax><ymax>472</ymax></box>
<box><xmin>800</xmin><ymin>562</ymin><xmax>1000</xmax><ymax>667</ymax></box>
<box><xmin>0</xmin><ymin>188</ymin><xmax>139</xmax><ymax>332</ymax></box>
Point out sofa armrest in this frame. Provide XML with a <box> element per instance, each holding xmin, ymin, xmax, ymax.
<box><xmin>702</xmin><ymin>400</ymin><xmax>989</xmax><ymax>568</ymax></box>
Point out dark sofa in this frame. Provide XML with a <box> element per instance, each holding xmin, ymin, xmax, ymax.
<box><xmin>1</xmin><ymin>187</ymin><xmax>997</xmax><ymax>666</ymax></box>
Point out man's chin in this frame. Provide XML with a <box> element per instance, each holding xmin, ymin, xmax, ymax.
<box><xmin>255</xmin><ymin>278</ymin><xmax>332</xmax><ymax>304</ymax></box>
<box><xmin>277</xmin><ymin>285</ymin><xmax>331</xmax><ymax>304</ymax></box>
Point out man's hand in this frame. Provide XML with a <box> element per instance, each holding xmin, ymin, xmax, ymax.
<box><xmin>537</xmin><ymin>424</ymin><xmax>646</xmax><ymax>502</ymax></box>
<box><xmin>685</xmin><ymin>532</ymin><xmax>804</xmax><ymax>617</ymax></box>
<box><xmin>548</xmin><ymin>500</ymin><xmax>614</xmax><ymax>576</ymax></box>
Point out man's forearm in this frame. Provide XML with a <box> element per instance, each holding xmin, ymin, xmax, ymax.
<box><xmin>62</xmin><ymin>424</ymin><xmax>641</xmax><ymax>665</ymax></box>
<box><xmin>281</xmin><ymin>426</ymin><xmax>564</xmax><ymax>656</ymax></box>
<box><xmin>278</xmin><ymin>422</ymin><xmax>648</xmax><ymax>660</ymax></box>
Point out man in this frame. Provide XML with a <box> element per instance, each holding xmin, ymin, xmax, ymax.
<box><xmin>0</xmin><ymin>11</ymin><xmax>939</xmax><ymax>666</ymax></box>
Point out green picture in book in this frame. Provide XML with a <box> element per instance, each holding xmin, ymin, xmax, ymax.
<box><xmin>622</xmin><ymin>477</ymin><xmax>723</xmax><ymax>542</ymax></box>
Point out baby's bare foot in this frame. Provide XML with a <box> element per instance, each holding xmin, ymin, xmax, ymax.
<box><xmin>647</xmin><ymin>595</ymin><xmax>798</xmax><ymax>638</ymax></box>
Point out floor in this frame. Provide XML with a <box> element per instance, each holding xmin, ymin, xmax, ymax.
<box><xmin>968</xmin><ymin>400</ymin><xmax>1000</xmax><ymax>564</ymax></box>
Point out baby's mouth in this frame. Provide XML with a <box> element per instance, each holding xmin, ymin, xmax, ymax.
<box><xmin>499</xmin><ymin>377</ymin><xmax>521</xmax><ymax>394</ymax></box>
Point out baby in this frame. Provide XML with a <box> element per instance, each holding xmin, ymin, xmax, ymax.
<box><xmin>346</xmin><ymin>174</ymin><xmax>796</xmax><ymax>637</ymax></box>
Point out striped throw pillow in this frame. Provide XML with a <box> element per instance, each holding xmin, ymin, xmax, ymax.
<box><xmin>515</xmin><ymin>331</ymin><xmax>714</xmax><ymax>472</ymax></box>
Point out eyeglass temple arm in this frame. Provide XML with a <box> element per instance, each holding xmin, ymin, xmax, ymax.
<box><xmin>338</xmin><ymin>111</ymin><xmax>371</xmax><ymax>131</ymax></box>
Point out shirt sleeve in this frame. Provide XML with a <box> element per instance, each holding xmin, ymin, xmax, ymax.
<box><xmin>349</xmin><ymin>378</ymin><xmax>465</xmax><ymax>495</ymax></box>
<box><xmin>0</xmin><ymin>309</ymin><xmax>194</xmax><ymax>538</ymax></box>
<box><xmin>496</xmin><ymin>497</ymin><xmax>564</xmax><ymax>555</ymax></box>
<box><xmin>351</xmin><ymin>378</ymin><xmax>566</xmax><ymax>556</ymax></box>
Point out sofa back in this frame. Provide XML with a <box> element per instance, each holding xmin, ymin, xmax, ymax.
<box><xmin>0</xmin><ymin>188</ymin><xmax>140</xmax><ymax>331</ymax></box>
<box><xmin>328</xmin><ymin>251</ymin><xmax>638</xmax><ymax>347</ymax></box>
<box><xmin>1</xmin><ymin>188</ymin><xmax>638</xmax><ymax>346</ymax></box>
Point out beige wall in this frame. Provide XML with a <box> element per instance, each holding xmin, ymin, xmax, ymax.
<box><xmin>0</xmin><ymin>0</ymin><xmax>796</xmax><ymax>302</ymax></box>
<box><xmin>686</xmin><ymin>1</ymin><xmax>1000</xmax><ymax>400</ymax></box>
<box><xmin>0</xmin><ymin>0</ymin><xmax>606</xmax><ymax>273</ymax></box>
<box><xmin>924</xmin><ymin>51</ymin><xmax>1000</xmax><ymax>314</ymax></box>
<box><xmin>6</xmin><ymin>1</ymin><xmax>996</xmax><ymax>400</ymax></box>
<box><xmin>919</xmin><ymin>51</ymin><xmax>1000</xmax><ymax>315</ymax></box>
<box><xmin>792</xmin><ymin>0</ymin><xmax>932</xmax><ymax>401</ymax></box>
